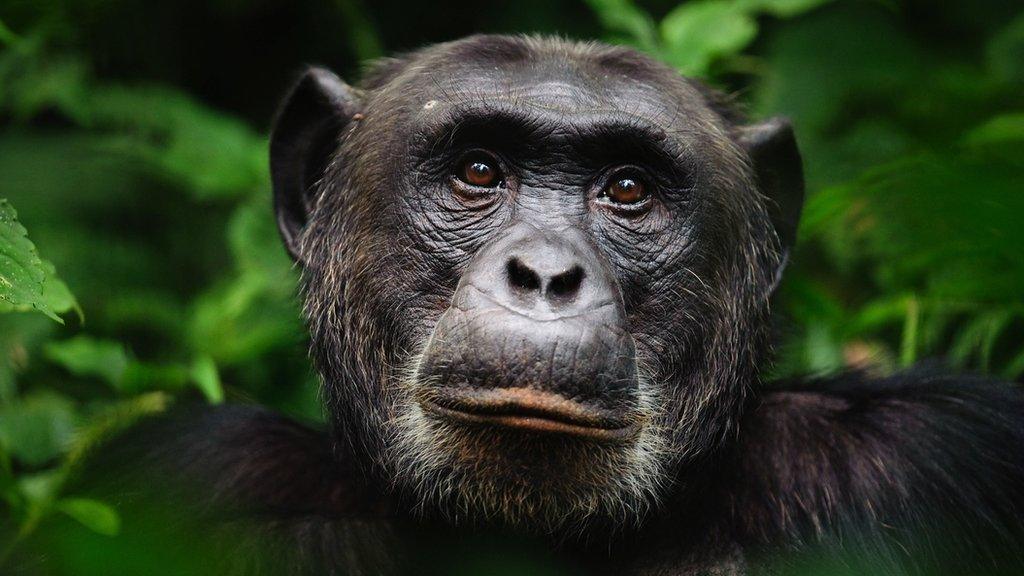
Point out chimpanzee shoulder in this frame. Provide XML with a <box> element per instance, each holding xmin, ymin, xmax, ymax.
<box><xmin>719</xmin><ymin>367</ymin><xmax>1024</xmax><ymax>573</ymax></box>
<box><xmin>75</xmin><ymin>404</ymin><xmax>380</xmax><ymax>518</ymax></box>
<box><xmin>71</xmin><ymin>404</ymin><xmax>401</xmax><ymax>575</ymax></box>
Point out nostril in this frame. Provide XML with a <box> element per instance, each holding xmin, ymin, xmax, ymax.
<box><xmin>506</xmin><ymin>258</ymin><xmax>542</xmax><ymax>293</ymax></box>
<box><xmin>547</xmin><ymin>266</ymin><xmax>585</xmax><ymax>300</ymax></box>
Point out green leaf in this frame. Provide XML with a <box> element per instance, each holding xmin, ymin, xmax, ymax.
<box><xmin>0</xmin><ymin>260</ymin><xmax>79</xmax><ymax>320</ymax></box>
<box><xmin>740</xmin><ymin>0</ymin><xmax>833</xmax><ymax>18</ymax></box>
<box><xmin>803</xmin><ymin>321</ymin><xmax>844</xmax><ymax>374</ymax></box>
<box><xmin>87</xmin><ymin>85</ymin><xmax>269</xmax><ymax>200</ymax></box>
<box><xmin>44</xmin><ymin>336</ymin><xmax>129</xmax><ymax>389</ymax></box>
<box><xmin>949</xmin><ymin>310</ymin><xmax>1015</xmax><ymax>371</ymax></box>
<box><xmin>584</xmin><ymin>0</ymin><xmax>661</xmax><ymax>53</ymax></box>
<box><xmin>228</xmin><ymin>198</ymin><xmax>295</xmax><ymax>279</ymax></box>
<box><xmin>0</xmin><ymin>199</ymin><xmax>61</xmax><ymax>321</ymax></box>
<box><xmin>187</xmin><ymin>199</ymin><xmax>303</xmax><ymax>366</ymax></box>
<box><xmin>660</xmin><ymin>0</ymin><xmax>758</xmax><ymax>76</ymax></box>
<box><xmin>120</xmin><ymin>361</ymin><xmax>190</xmax><ymax>394</ymax></box>
<box><xmin>964</xmin><ymin>113</ymin><xmax>1024</xmax><ymax>147</ymax></box>
<box><xmin>57</xmin><ymin>497</ymin><xmax>121</xmax><ymax>536</ymax></box>
<box><xmin>0</xmin><ymin>392</ymin><xmax>76</xmax><ymax>466</ymax></box>
<box><xmin>190</xmin><ymin>355</ymin><xmax>224</xmax><ymax>404</ymax></box>
<box><xmin>17</xmin><ymin>470</ymin><xmax>64</xmax><ymax>506</ymax></box>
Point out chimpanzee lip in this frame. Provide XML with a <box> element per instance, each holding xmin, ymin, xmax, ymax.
<box><xmin>419</xmin><ymin>387</ymin><xmax>641</xmax><ymax>442</ymax></box>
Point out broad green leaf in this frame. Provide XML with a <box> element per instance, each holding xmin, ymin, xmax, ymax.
<box><xmin>44</xmin><ymin>336</ymin><xmax>129</xmax><ymax>389</ymax></box>
<box><xmin>0</xmin><ymin>199</ymin><xmax>60</xmax><ymax>321</ymax></box>
<box><xmin>964</xmin><ymin>113</ymin><xmax>1024</xmax><ymax>146</ymax></box>
<box><xmin>189</xmin><ymin>273</ymin><xmax>303</xmax><ymax>365</ymax></box>
<box><xmin>57</xmin><ymin>497</ymin><xmax>121</xmax><ymax>536</ymax></box>
<box><xmin>660</xmin><ymin>0</ymin><xmax>758</xmax><ymax>76</ymax></box>
<box><xmin>740</xmin><ymin>0</ymin><xmax>834</xmax><ymax>18</ymax></box>
<box><xmin>584</xmin><ymin>0</ymin><xmax>660</xmax><ymax>52</ymax></box>
<box><xmin>0</xmin><ymin>259</ymin><xmax>79</xmax><ymax>320</ymax></box>
<box><xmin>87</xmin><ymin>85</ymin><xmax>269</xmax><ymax>200</ymax></box>
<box><xmin>0</xmin><ymin>392</ymin><xmax>76</xmax><ymax>466</ymax></box>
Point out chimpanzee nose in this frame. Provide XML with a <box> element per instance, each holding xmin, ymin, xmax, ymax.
<box><xmin>420</xmin><ymin>220</ymin><xmax>636</xmax><ymax>410</ymax></box>
<box><xmin>463</xmin><ymin>222</ymin><xmax>616</xmax><ymax>319</ymax></box>
<box><xmin>505</xmin><ymin>256</ymin><xmax>586</xmax><ymax>304</ymax></box>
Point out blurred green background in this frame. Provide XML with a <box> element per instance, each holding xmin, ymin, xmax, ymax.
<box><xmin>0</xmin><ymin>0</ymin><xmax>1022</xmax><ymax>573</ymax></box>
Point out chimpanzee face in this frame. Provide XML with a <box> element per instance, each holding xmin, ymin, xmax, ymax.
<box><xmin>271</xmin><ymin>36</ymin><xmax>802</xmax><ymax>533</ymax></box>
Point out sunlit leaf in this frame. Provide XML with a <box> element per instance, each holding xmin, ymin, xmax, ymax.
<box><xmin>964</xmin><ymin>112</ymin><xmax>1024</xmax><ymax>146</ymax></box>
<box><xmin>0</xmin><ymin>199</ymin><xmax>61</xmax><ymax>321</ymax></box>
<box><xmin>741</xmin><ymin>0</ymin><xmax>834</xmax><ymax>17</ymax></box>
<box><xmin>660</xmin><ymin>0</ymin><xmax>758</xmax><ymax>76</ymax></box>
<box><xmin>584</xmin><ymin>0</ymin><xmax>660</xmax><ymax>52</ymax></box>
<box><xmin>190</xmin><ymin>355</ymin><xmax>224</xmax><ymax>404</ymax></box>
<box><xmin>44</xmin><ymin>336</ymin><xmax>129</xmax><ymax>389</ymax></box>
<box><xmin>57</xmin><ymin>497</ymin><xmax>121</xmax><ymax>536</ymax></box>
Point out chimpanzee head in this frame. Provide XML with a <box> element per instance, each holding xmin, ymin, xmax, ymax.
<box><xmin>270</xmin><ymin>35</ymin><xmax>802</xmax><ymax>533</ymax></box>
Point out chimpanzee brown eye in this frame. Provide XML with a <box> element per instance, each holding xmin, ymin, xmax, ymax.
<box><xmin>456</xmin><ymin>153</ymin><xmax>502</xmax><ymax>188</ymax></box>
<box><xmin>603</xmin><ymin>172</ymin><xmax>648</xmax><ymax>205</ymax></box>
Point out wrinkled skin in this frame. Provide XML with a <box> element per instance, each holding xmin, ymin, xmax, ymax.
<box><xmin>277</xmin><ymin>36</ymin><xmax>791</xmax><ymax>533</ymax></box>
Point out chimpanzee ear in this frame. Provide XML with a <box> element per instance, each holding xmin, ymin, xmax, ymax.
<box><xmin>736</xmin><ymin>117</ymin><xmax>804</xmax><ymax>280</ymax></box>
<box><xmin>270</xmin><ymin>67</ymin><xmax>361</xmax><ymax>261</ymax></box>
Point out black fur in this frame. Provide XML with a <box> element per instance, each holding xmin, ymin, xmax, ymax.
<box><xmin>74</xmin><ymin>370</ymin><xmax>1024</xmax><ymax>575</ymax></box>
<box><xmin>72</xmin><ymin>35</ymin><xmax>1024</xmax><ymax>575</ymax></box>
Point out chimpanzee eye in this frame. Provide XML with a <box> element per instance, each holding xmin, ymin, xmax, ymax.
<box><xmin>601</xmin><ymin>169</ymin><xmax>649</xmax><ymax>207</ymax></box>
<box><xmin>455</xmin><ymin>152</ymin><xmax>503</xmax><ymax>188</ymax></box>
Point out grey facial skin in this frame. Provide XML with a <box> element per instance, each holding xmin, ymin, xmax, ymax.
<box><xmin>280</xmin><ymin>35</ymin><xmax>795</xmax><ymax>533</ymax></box>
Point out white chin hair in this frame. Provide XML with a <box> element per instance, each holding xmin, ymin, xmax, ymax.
<box><xmin>382</xmin><ymin>391</ymin><xmax>671</xmax><ymax>535</ymax></box>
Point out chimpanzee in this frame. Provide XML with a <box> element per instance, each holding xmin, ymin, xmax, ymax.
<box><xmin>81</xmin><ymin>35</ymin><xmax>1024</xmax><ymax>575</ymax></box>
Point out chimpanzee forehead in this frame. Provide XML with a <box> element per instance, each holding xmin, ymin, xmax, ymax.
<box><xmin>410</xmin><ymin>38</ymin><xmax>712</xmax><ymax>128</ymax></box>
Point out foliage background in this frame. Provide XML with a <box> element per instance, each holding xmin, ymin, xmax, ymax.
<box><xmin>0</xmin><ymin>0</ymin><xmax>1022</xmax><ymax>573</ymax></box>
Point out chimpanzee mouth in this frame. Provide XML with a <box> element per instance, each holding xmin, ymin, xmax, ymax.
<box><xmin>418</xmin><ymin>387</ymin><xmax>642</xmax><ymax>442</ymax></box>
